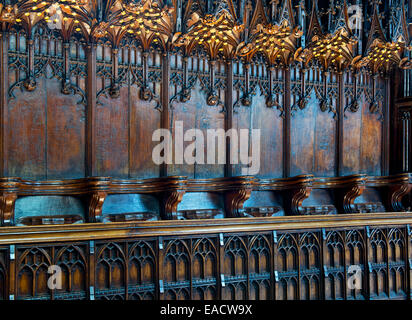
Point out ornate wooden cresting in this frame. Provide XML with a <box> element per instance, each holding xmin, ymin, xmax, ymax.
<box><xmin>0</xmin><ymin>0</ymin><xmax>411</xmax><ymax>300</ymax></box>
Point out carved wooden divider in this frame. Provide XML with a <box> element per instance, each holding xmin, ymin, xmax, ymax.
<box><xmin>0</xmin><ymin>213</ymin><xmax>411</xmax><ymax>300</ymax></box>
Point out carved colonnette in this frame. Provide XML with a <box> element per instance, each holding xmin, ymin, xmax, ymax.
<box><xmin>394</xmin><ymin>98</ymin><xmax>412</xmax><ymax>175</ymax></box>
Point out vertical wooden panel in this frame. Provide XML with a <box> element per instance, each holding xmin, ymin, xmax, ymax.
<box><xmin>117</xmin><ymin>44</ymin><xmax>162</xmax><ymax>179</ymax></box>
<box><xmin>167</xmin><ymin>54</ymin><xmax>225</xmax><ymax>178</ymax></box>
<box><xmin>160</xmin><ymin>53</ymin><xmax>170</xmax><ymax>177</ymax></box>
<box><xmin>46</xmin><ymin>78</ymin><xmax>85</xmax><ymax>179</ymax></box>
<box><xmin>7</xmin><ymin>79</ymin><xmax>46</xmax><ymax>179</ymax></box>
<box><xmin>232</xmin><ymin>104</ymin><xmax>251</xmax><ymax>177</ymax></box>
<box><xmin>284</xmin><ymin>68</ymin><xmax>291</xmax><ymax>177</ymax></box>
<box><xmin>252</xmin><ymin>88</ymin><xmax>283</xmax><ymax>178</ymax></box>
<box><xmin>337</xmin><ymin>73</ymin><xmax>344</xmax><ymax>176</ymax></box>
<box><xmin>129</xmin><ymin>85</ymin><xmax>161</xmax><ymax>178</ymax></box>
<box><xmin>232</xmin><ymin>60</ymin><xmax>251</xmax><ymax>177</ymax></box>
<box><xmin>168</xmin><ymin>84</ymin><xmax>197</xmax><ymax>178</ymax></box>
<box><xmin>5</xmin><ymin>28</ymin><xmax>88</xmax><ymax>180</ymax></box>
<box><xmin>342</xmin><ymin>105</ymin><xmax>362</xmax><ymax>175</ymax></box>
<box><xmin>86</xmin><ymin>44</ymin><xmax>97</xmax><ymax>177</ymax></box>
<box><xmin>360</xmin><ymin>101</ymin><xmax>382</xmax><ymax>176</ymax></box>
<box><xmin>94</xmin><ymin>42</ymin><xmax>129</xmax><ymax>178</ymax></box>
<box><xmin>194</xmin><ymin>100</ymin><xmax>225</xmax><ymax>179</ymax></box>
<box><xmin>225</xmin><ymin>61</ymin><xmax>233</xmax><ymax>178</ymax></box>
<box><xmin>314</xmin><ymin>103</ymin><xmax>336</xmax><ymax>177</ymax></box>
<box><xmin>343</xmin><ymin>73</ymin><xmax>384</xmax><ymax>176</ymax></box>
<box><xmin>290</xmin><ymin>67</ymin><xmax>336</xmax><ymax>177</ymax></box>
<box><xmin>194</xmin><ymin>60</ymin><xmax>225</xmax><ymax>179</ymax></box>
<box><xmin>95</xmin><ymin>87</ymin><xmax>129</xmax><ymax>178</ymax></box>
<box><xmin>290</xmin><ymin>90</ymin><xmax>315</xmax><ymax>176</ymax></box>
<box><xmin>382</xmin><ymin>77</ymin><xmax>390</xmax><ymax>176</ymax></box>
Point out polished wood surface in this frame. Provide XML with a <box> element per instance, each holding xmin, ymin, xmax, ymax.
<box><xmin>0</xmin><ymin>0</ymin><xmax>411</xmax><ymax>301</ymax></box>
<box><xmin>0</xmin><ymin>14</ymin><xmax>394</xmax><ymax>181</ymax></box>
<box><xmin>0</xmin><ymin>213</ymin><xmax>412</xmax><ymax>300</ymax></box>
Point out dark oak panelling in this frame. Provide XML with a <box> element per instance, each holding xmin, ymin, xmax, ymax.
<box><xmin>393</xmin><ymin>98</ymin><xmax>412</xmax><ymax>176</ymax></box>
<box><xmin>251</xmin><ymin>90</ymin><xmax>283</xmax><ymax>178</ymax></box>
<box><xmin>6</xmin><ymin>26</ymin><xmax>86</xmax><ymax>180</ymax></box>
<box><xmin>169</xmin><ymin>54</ymin><xmax>226</xmax><ymax>179</ymax></box>
<box><xmin>342</xmin><ymin>106</ymin><xmax>362</xmax><ymax>174</ymax></box>
<box><xmin>290</xmin><ymin>67</ymin><xmax>338</xmax><ymax>177</ymax></box>
<box><xmin>129</xmin><ymin>84</ymin><xmax>162</xmax><ymax>178</ymax></box>
<box><xmin>94</xmin><ymin>42</ymin><xmax>164</xmax><ymax>179</ymax></box>
<box><xmin>359</xmin><ymin>105</ymin><xmax>382</xmax><ymax>175</ymax></box>
<box><xmin>46</xmin><ymin>79</ymin><xmax>86</xmax><ymax>179</ymax></box>
<box><xmin>95</xmin><ymin>86</ymin><xmax>129</xmax><ymax>177</ymax></box>
<box><xmin>7</xmin><ymin>80</ymin><xmax>46</xmax><ymax>178</ymax></box>
<box><xmin>232</xmin><ymin>61</ymin><xmax>284</xmax><ymax>178</ymax></box>
<box><xmin>168</xmin><ymin>84</ymin><xmax>198</xmax><ymax>178</ymax></box>
<box><xmin>343</xmin><ymin>72</ymin><xmax>385</xmax><ymax>176</ymax></box>
<box><xmin>0</xmin><ymin>26</ymin><xmax>393</xmax><ymax>181</ymax></box>
<box><xmin>7</xmin><ymin>78</ymin><xmax>86</xmax><ymax>179</ymax></box>
<box><xmin>290</xmin><ymin>91</ymin><xmax>337</xmax><ymax>177</ymax></box>
<box><xmin>360</xmin><ymin>77</ymin><xmax>383</xmax><ymax>175</ymax></box>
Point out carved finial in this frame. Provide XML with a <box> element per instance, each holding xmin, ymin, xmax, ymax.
<box><xmin>270</xmin><ymin>0</ymin><xmax>280</xmax><ymax>21</ymax></box>
<box><xmin>307</xmin><ymin>0</ymin><xmax>323</xmax><ymax>40</ymax></box>
<box><xmin>391</xmin><ymin>0</ymin><xmax>410</xmax><ymax>46</ymax></box>
<box><xmin>276</xmin><ymin>0</ymin><xmax>295</xmax><ymax>28</ymax></box>
<box><xmin>331</xmin><ymin>0</ymin><xmax>352</xmax><ymax>37</ymax></box>
<box><xmin>364</xmin><ymin>0</ymin><xmax>387</xmax><ymax>52</ymax></box>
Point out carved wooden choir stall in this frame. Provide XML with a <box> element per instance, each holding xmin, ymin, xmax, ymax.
<box><xmin>0</xmin><ymin>0</ymin><xmax>411</xmax><ymax>300</ymax></box>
